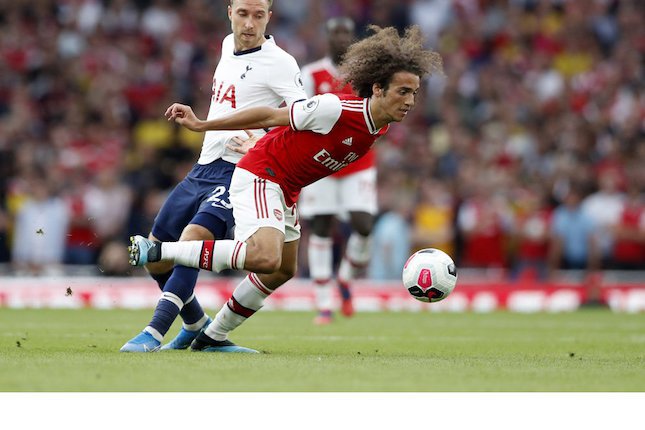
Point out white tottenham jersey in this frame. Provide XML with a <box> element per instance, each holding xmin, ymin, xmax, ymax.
<box><xmin>198</xmin><ymin>34</ymin><xmax>306</xmax><ymax>165</ymax></box>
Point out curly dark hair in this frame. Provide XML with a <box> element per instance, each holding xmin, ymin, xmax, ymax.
<box><xmin>340</xmin><ymin>25</ymin><xmax>443</xmax><ymax>98</ymax></box>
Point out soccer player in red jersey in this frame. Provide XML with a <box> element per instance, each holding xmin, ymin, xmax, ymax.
<box><xmin>129</xmin><ymin>26</ymin><xmax>443</xmax><ymax>352</ymax></box>
<box><xmin>300</xmin><ymin>17</ymin><xmax>379</xmax><ymax>325</ymax></box>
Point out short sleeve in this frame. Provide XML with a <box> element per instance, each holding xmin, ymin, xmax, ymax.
<box><xmin>289</xmin><ymin>93</ymin><xmax>342</xmax><ymax>135</ymax></box>
<box><xmin>270</xmin><ymin>55</ymin><xmax>307</xmax><ymax>106</ymax></box>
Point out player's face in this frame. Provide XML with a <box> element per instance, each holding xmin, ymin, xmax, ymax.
<box><xmin>328</xmin><ymin>26</ymin><xmax>353</xmax><ymax>63</ymax></box>
<box><xmin>372</xmin><ymin>71</ymin><xmax>420</xmax><ymax>126</ymax></box>
<box><xmin>228</xmin><ymin>0</ymin><xmax>272</xmax><ymax>51</ymax></box>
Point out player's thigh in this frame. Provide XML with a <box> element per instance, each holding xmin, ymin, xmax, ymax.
<box><xmin>298</xmin><ymin>176</ymin><xmax>340</xmax><ymax>218</ymax></box>
<box><xmin>230</xmin><ymin>168</ymin><xmax>301</xmax><ymax>265</ymax></box>
<box><xmin>151</xmin><ymin>161</ymin><xmax>235</xmax><ymax>242</ymax></box>
<box><xmin>179</xmin><ymin>224</ymin><xmax>215</xmax><ymax>241</ymax></box>
<box><xmin>150</xmin><ymin>175</ymin><xmax>200</xmax><ymax>242</ymax></box>
<box><xmin>348</xmin><ymin>211</ymin><xmax>374</xmax><ymax>236</ymax></box>
<box><xmin>309</xmin><ymin>214</ymin><xmax>335</xmax><ymax>237</ymax></box>
<box><xmin>339</xmin><ymin>168</ymin><xmax>377</xmax><ymax>215</ymax></box>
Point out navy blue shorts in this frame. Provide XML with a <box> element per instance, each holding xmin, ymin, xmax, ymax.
<box><xmin>152</xmin><ymin>159</ymin><xmax>236</xmax><ymax>242</ymax></box>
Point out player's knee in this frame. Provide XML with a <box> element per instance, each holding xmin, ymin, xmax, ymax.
<box><xmin>354</xmin><ymin>223</ymin><xmax>373</xmax><ymax>237</ymax></box>
<box><xmin>179</xmin><ymin>224</ymin><xmax>215</xmax><ymax>241</ymax></box>
<box><xmin>350</xmin><ymin>213</ymin><xmax>374</xmax><ymax>236</ymax></box>
<box><xmin>253</xmin><ymin>254</ymin><xmax>282</xmax><ymax>274</ymax></box>
<box><xmin>311</xmin><ymin>215</ymin><xmax>334</xmax><ymax>237</ymax></box>
<box><xmin>245</xmin><ymin>247</ymin><xmax>282</xmax><ymax>273</ymax></box>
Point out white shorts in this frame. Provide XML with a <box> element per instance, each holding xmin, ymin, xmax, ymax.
<box><xmin>299</xmin><ymin>167</ymin><xmax>377</xmax><ymax>218</ymax></box>
<box><xmin>230</xmin><ymin>168</ymin><xmax>301</xmax><ymax>243</ymax></box>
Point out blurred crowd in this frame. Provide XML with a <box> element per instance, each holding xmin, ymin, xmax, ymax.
<box><xmin>0</xmin><ymin>0</ymin><xmax>643</xmax><ymax>280</ymax></box>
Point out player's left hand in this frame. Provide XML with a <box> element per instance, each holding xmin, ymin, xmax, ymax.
<box><xmin>226</xmin><ymin>130</ymin><xmax>259</xmax><ymax>155</ymax></box>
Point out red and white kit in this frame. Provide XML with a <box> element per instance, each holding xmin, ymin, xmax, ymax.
<box><xmin>232</xmin><ymin>93</ymin><xmax>388</xmax><ymax>242</ymax></box>
<box><xmin>299</xmin><ymin>57</ymin><xmax>377</xmax><ymax>217</ymax></box>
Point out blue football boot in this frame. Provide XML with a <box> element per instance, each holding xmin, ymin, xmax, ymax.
<box><xmin>128</xmin><ymin>235</ymin><xmax>161</xmax><ymax>267</ymax></box>
<box><xmin>119</xmin><ymin>331</ymin><xmax>161</xmax><ymax>352</ymax></box>
<box><xmin>160</xmin><ymin>317</ymin><xmax>213</xmax><ymax>350</ymax></box>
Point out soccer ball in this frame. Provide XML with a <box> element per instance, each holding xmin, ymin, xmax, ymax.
<box><xmin>402</xmin><ymin>248</ymin><xmax>458</xmax><ymax>302</ymax></box>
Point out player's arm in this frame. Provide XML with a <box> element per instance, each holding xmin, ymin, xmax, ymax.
<box><xmin>165</xmin><ymin>103</ymin><xmax>290</xmax><ymax>132</ymax></box>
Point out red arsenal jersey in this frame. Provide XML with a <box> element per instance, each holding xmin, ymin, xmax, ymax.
<box><xmin>236</xmin><ymin>93</ymin><xmax>388</xmax><ymax>207</ymax></box>
<box><xmin>301</xmin><ymin>57</ymin><xmax>376</xmax><ymax>177</ymax></box>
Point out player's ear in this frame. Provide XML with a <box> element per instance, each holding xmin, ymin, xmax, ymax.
<box><xmin>372</xmin><ymin>83</ymin><xmax>383</xmax><ymax>97</ymax></box>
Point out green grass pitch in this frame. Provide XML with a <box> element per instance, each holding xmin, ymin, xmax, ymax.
<box><xmin>0</xmin><ymin>308</ymin><xmax>643</xmax><ymax>391</ymax></box>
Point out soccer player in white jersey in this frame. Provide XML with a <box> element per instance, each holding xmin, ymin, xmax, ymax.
<box><xmin>129</xmin><ymin>26</ymin><xmax>443</xmax><ymax>353</ymax></box>
<box><xmin>120</xmin><ymin>0</ymin><xmax>306</xmax><ymax>352</ymax></box>
<box><xmin>299</xmin><ymin>17</ymin><xmax>380</xmax><ymax>325</ymax></box>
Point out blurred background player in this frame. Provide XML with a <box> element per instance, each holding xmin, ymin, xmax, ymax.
<box><xmin>299</xmin><ymin>17</ymin><xmax>378</xmax><ymax>325</ymax></box>
<box><xmin>130</xmin><ymin>25</ymin><xmax>443</xmax><ymax>353</ymax></box>
<box><xmin>120</xmin><ymin>0</ymin><xmax>306</xmax><ymax>352</ymax></box>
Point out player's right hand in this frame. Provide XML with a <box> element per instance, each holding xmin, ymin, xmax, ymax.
<box><xmin>165</xmin><ymin>103</ymin><xmax>204</xmax><ymax>132</ymax></box>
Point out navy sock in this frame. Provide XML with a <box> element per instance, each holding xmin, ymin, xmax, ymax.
<box><xmin>181</xmin><ymin>295</ymin><xmax>206</xmax><ymax>325</ymax></box>
<box><xmin>150</xmin><ymin>270</ymin><xmax>174</xmax><ymax>291</ymax></box>
<box><xmin>148</xmin><ymin>266</ymin><xmax>201</xmax><ymax>336</ymax></box>
<box><xmin>168</xmin><ymin>266</ymin><xmax>205</xmax><ymax>324</ymax></box>
<box><xmin>148</xmin><ymin>298</ymin><xmax>181</xmax><ymax>337</ymax></box>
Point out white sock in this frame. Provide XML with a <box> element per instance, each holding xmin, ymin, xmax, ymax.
<box><xmin>183</xmin><ymin>313</ymin><xmax>210</xmax><ymax>332</ymax></box>
<box><xmin>144</xmin><ymin>327</ymin><xmax>163</xmax><ymax>342</ymax></box>
<box><xmin>160</xmin><ymin>240</ymin><xmax>246</xmax><ymax>272</ymax></box>
<box><xmin>309</xmin><ymin>235</ymin><xmax>334</xmax><ymax>311</ymax></box>
<box><xmin>314</xmin><ymin>280</ymin><xmax>334</xmax><ymax>312</ymax></box>
<box><xmin>204</xmin><ymin>273</ymin><xmax>271</xmax><ymax>341</ymax></box>
<box><xmin>338</xmin><ymin>233</ymin><xmax>371</xmax><ymax>281</ymax></box>
<box><xmin>308</xmin><ymin>234</ymin><xmax>333</xmax><ymax>281</ymax></box>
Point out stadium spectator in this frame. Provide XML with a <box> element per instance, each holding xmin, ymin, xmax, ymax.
<box><xmin>610</xmin><ymin>180</ymin><xmax>645</xmax><ymax>270</ymax></box>
<box><xmin>581</xmin><ymin>169</ymin><xmax>626</xmax><ymax>268</ymax></box>
<box><xmin>84</xmin><ymin>166</ymin><xmax>133</xmax><ymax>248</ymax></box>
<box><xmin>411</xmin><ymin>177</ymin><xmax>455</xmax><ymax>256</ymax></box>
<box><xmin>11</xmin><ymin>169</ymin><xmax>69</xmax><ymax>276</ymax></box>
<box><xmin>548</xmin><ymin>184</ymin><xmax>601</xmax><ymax>277</ymax></box>
<box><xmin>456</xmin><ymin>177</ymin><xmax>513</xmax><ymax>269</ymax></box>
<box><xmin>368</xmin><ymin>183</ymin><xmax>414</xmax><ymax>281</ymax></box>
<box><xmin>62</xmin><ymin>168</ymin><xmax>100</xmax><ymax>265</ymax></box>
<box><xmin>509</xmin><ymin>184</ymin><xmax>552</xmax><ymax>281</ymax></box>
